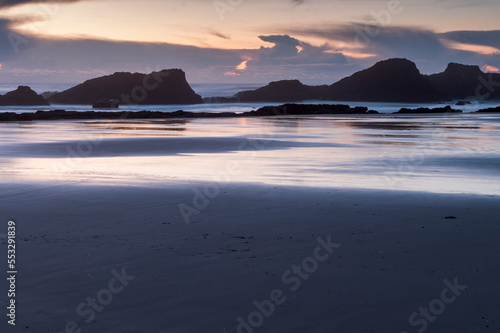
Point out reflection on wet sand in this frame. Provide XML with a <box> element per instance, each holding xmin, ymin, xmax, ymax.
<box><xmin>0</xmin><ymin>114</ymin><xmax>499</xmax><ymax>195</ymax></box>
<box><xmin>82</xmin><ymin>119</ymin><xmax>189</xmax><ymax>136</ymax></box>
<box><xmin>344</xmin><ymin>121</ymin><xmax>423</xmax><ymax>131</ymax></box>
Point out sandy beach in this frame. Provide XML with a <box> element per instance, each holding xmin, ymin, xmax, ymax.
<box><xmin>1</xmin><ymin>115</ymin><xmax>499</xmax><ymax>332</ymax></box>
<box><xmin>1</xmin><ymin>182</ymin><xmax>499</xmax><ymax>332</ymax></box>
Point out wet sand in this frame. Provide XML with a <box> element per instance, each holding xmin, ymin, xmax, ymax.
<box><xmin>1</xmin><ymin>114</ymin><xmax>499</xmax><ymax>332</ymax></box>
<box><xmin>1</xmin><ymin>182</ymin><xmax>499</xmax><ymax>332</ymax></box>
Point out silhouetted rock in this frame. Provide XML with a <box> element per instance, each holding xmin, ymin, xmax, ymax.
<box><xmin>0</xmin><ymin>103</ymin><xmax>379</xmax><ymax>122</ymax></box>
<box><xmin>245</xmin><ymin>104</ymin><xmax>377</xmax><ymax>116</ymax></box>
<box><xmin>475</xmin><ymin>106</ymin><xmax>500</xmax><ymax>113</ymax></box>
<box><xmin>92</xmin><ymin>99</ymin><xmax>120</xmax><ymax>109</ymax></box>
<box><xmin>0</xmin><ymin>86</ymin><xmax>49</xmax><ymax>106</ymax></box>
<box><xmin>394</xmin><ymin>105</ymin><xmax>462</xmax><ymax>114</ymax></box>
<box><xmin>49</xmin><ymin>69</ymin><xmax>202</xmax><ymax>105</ymax></box>
<box><xmin>428</xmin><ymin>63</ymin><xmax>500</xmax><ymax>101</ymax></box>
<box><xmin>234</xmin><ymin>59</ymin><xmax>442</xmax><ymax>103</ymax></box>
<box><xmin>234</xmin><ymin>59</ymin><xmax>500</xmax><ymax>103</ymax></box>
<box><xmin>236</xmin><ymin>80</ymin><xmax>326</xmax><ymax>102</ymax></box>
<box><xmin>325</xmin><ymin>58</ymin><xmax>441</xmax><ymax>102</ymax></box>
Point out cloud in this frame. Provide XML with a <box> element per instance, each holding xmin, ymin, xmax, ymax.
<box><xmin>287</xmin><ymin>24</ymin><xmax>500</xmax><ymax>74</ymax></box>
<box><xmin>0</xmin><ymin>18</ymin><xmax>36</xmax><ymax>61</ymax></box>
<box><xmin>208</xmin><ymin>29</ymin><xmax>231</xmax><ymax>40</ymax></box>
<box><xmin>0</xmin><ymin>33</ymin><xmax>246</xmax><ymax>82</ymax></box>
<box><xmin>0</xmin><ymin>0</ymin><xmax>80</xmax><ymax>8</ymax></box>
<box><xmin>439</xmin><ymin>30</ymin><xmax>500</xmax><ymax>49</ymax></box>
<box><xmin>256</xmin><ymin>34</ymin><xmax>347</xmax><ymax>65</ymax></box>
<box><xmin>258</xmin><ymin>35</ymin><xmax>302</xmax><ymax>58</ymax></box>
<box><xmin>221</xmin><ymin>34</ymin><xmax>349</xmax><ymax>83</ymax></box>
<box><xmin>1</xmin><ymin>15</ymin><xmax>500</xmax><ymax>86</ymax></box>
<box><xmin>290</xmin><ymin>24</ymin><xmax>446</xmax><ymax>60</ymax></box>
<box><xmin>0</xmin><ymin>29</ymin><xmax>354</xmax><ymax>84</ymax></box>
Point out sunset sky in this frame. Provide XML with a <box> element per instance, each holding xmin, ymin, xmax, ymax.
<box><xmin>0</xmin><ymin>0</ymin><xmax>499</xmax><ymax>84</ymax></box>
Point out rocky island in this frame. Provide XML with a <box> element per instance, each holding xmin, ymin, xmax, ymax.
<box><xmin>48</xmin><ymin>69</ymin><xmax>203</xmax><ymax>105</ymax></box>
<box><xmin>0</xmin><ymin>86</ymin><xmax>49</xmax><ymax>106</ymax></box>
<box><xmin>233</xmin><ymin>58</ymin><xmax>500</xmax><ymax>103</ymax></box>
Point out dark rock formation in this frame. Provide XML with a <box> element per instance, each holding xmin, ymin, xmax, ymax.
<box><xmin>0</xmin><ymin>86</ymin><xmax>49</xmax><ymax>106</ymax></box>
<box><xmin>234</xmin><ymin>59</ymin><xmax>442</xmax><ymax>103</ymax></box>
<box><xmin>394</xmin><ymin>105</ymin><xmax>462</xmax><ymax>114</ymax></box>
<box><xmin>475</xmin><ymin>106</ymin><xmax>500</xmax><ymax>113</ymax></box>
<box><xmin>427</xmin><ymin>63</ymin><xmax>500</xmax><ymax>101</ymax></box>
<box><xmin>235</xmin><ymin>80</ymin><xmax>326</xmax><ymax>102</ymax></box>
<box><xmin>2</xmin><ymin>102</ymin><xmax>499</xmax><ymax>122</ymax></box>
<box><xmin>233</xmin><ymin>59</ymin><xmax>500</xmax><ymax>103</ymax></box>
<box><xmin>49</xmin><ymin>69</ymin><xmax>202</xmax><ymax>105</ymax></box>
<box><xmin>245</xmin><ymin>104</ymin><xmax>377</xmax><ymax>116</ymax></box>
<box><xmin>0</xmin><ymin>104</ymin><xmax>377</xmax><ymax>122</ymax></box>
<box><xmin>324</xmin><ymin>58</ymin><xmax>440</xmax><ymax>102</ymax></box>
<box><xmin>92</xmin><ymin>99</ymin><xmax>120</xmax><ymax>109</ymax></box>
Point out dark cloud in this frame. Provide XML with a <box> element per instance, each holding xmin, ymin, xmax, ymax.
<box><xmin>0</xmin><ymin>0</ymin><xmax>79</xmax><ymax>8</ymax></box>
<box><xmin>0</xmin><ymin>18</ymin><xmax>36</xmax><ymax>61</ymax></box>
<box><xmin>208</xmin><ymin>29</ymin><xmax>230</xmax><ymax>40</ymax></box>
<box><xmin>288</xmin><ymin>24</ymin><xmax>500</xmax><ymax>74</ymax></box>
<box><xmin>256</xmin><ymin>34</ymin><xmax>346</xmax><ymax>64</ymax></box>
<box><xmin>439</xmin><ymin>30</ymin><xmax>500</xmax><ymax>49</ymax></box>
<box><xmin>0</xmin><ymin>30</ymin><xmax>245</xmax><ymax>83</ymax></box>
<box><xmin>258</xmin><ymin>35</ymin><xmax>302</xmax><ymax>58</ymax></box>
<box><xmin>291</xmin><ymin>24</ymin><xmax>446</xmax><ymax>60</ymax></box>
<box><xmin>233</xmin><ymin>34</ymin><xmax>349</xmax><ymax>83</ymax></box>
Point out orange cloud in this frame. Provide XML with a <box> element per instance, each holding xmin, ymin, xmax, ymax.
<box><xmin>441</xmin><ymin>40</ymin><xmax>500</xmax><ymax>55</ymax></box>
<box><xmin>235</xmin><ymin>56</ymin><xmax>252</xmax><ymax>71</ymax></box>
<box><xmin>236</xmin><ymin>60</ymin><xmax>248</xmax><ymax>70</ymax></box>
<box><xmin>224</xmin><ymin>71</ymin><xmax>240</xmax><ymax>76</ymax></box>
<box><xmin>482</xmin><ymin>65</ymin><xmax>499</xmax><ymax>73</ymax></box>
<box><xmin>328</xmin><ymin>50</ymin><xmax>377</xmax><ymax>59</ymax></box>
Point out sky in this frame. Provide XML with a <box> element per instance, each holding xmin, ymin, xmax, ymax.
<box><xmin>0</xmin><ymin>0</ymin><xmax>499</xmax><ymax>85</ymax></box>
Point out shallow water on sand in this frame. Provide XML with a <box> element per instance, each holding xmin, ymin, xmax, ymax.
<box><xmin>1</xmin><ymin>113</ymin><xmax>499</xmax><ymax>195</ymax></box>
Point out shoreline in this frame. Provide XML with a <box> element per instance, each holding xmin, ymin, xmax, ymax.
<box><xmin>1</xmin><ymin>103</ymin><xmax>499</xmax><ymax>122</ymax></box>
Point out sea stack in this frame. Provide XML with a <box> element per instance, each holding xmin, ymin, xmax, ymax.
<box><xmin>0</xmin><ymin>86</ymin><xmax>49</xmax><ymax>106</ymax></box>
<box><xmin>49</xmin><ymin>69</ymin><xmax>203</xmax><ymax>105</ymax></box>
